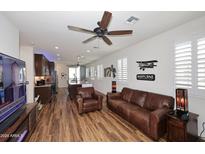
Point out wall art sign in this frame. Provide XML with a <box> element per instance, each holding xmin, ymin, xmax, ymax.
<box><xmin>136</xmin><ymin>60</ymin><xmax>158</xmax><ymax>71</ymax></box>
<box><xmin>136</xmin><ymin>74</ymin><xmax>155</xmax><ymax>81</ymax></box>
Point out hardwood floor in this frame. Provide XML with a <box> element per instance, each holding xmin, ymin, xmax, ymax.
<box><xmin>29</xmin><ymin>88</ymin><xmax>165</xmax><ymax>142</ymax></box>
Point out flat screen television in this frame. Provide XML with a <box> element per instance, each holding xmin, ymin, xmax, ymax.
<box><xmin>0</xmin><ymin>53</ymin><xmax>27</xmax><ymax>123</ymax></box>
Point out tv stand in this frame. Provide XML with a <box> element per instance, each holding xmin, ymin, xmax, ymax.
<box><xmin>0</xmin><ymin>103</ymin><xmax>37</xmax><ymax>142</ymax></box>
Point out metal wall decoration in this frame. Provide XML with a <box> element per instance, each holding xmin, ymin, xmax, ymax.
<box><xmin>61</xmin><ymin>72</ymin><xmax>67</xmax><ymax>79</ymax></box>
<box><xmin>136</xmin><ymin>60</ymin><xmax>158</xmax><ymax>71</ymax></box>
<box><xmin>136</xmin><ymin>74</ymin><xmax>155</xmax><ymax>81</ymax></box>
<box><xmin>111</xmin><ymin>65</ymin><xmax>116</xmax><ymax>78</ymax></box>
<box><xmin>104</xmin><ymin>67</ymin><xmax>111</xmax><ymax>77</ymax></box>
<box><xmin>104</xmin><ymin>65</ymin><xmax>117</xmax><ymax>78</ymax></box>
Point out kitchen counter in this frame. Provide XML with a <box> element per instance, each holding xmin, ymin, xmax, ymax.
<box><xmin>68</xmin><ymin>82</ymin><xmax>93</xmax><ymax>100</ymax></box>
<box><xmin>35</xmin><ymin>84</ymin><xmax>52</xmax><ymax>88</ymax></box>
<box><xmin>68</xmin><ymin>82</ymin><xmax>92</xmax><ymax>86</ymax></box>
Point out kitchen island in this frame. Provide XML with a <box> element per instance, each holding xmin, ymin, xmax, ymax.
<box><xmin>68</xmin><ymin>82</ymin><xmax>93</xmax><ymax>100</ymax></box>
<box><xmin>35</xmin><ymin>84</ymin><xmax>52</xmax><ymax>104</ymax></box>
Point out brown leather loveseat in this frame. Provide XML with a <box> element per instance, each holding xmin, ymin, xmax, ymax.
<box><xmin>76</xmin><ymin>87</ymin><xmax>103</xmax><ymax>114</ymax></box>
<box><xmin>107</xmin><ymin>87</ymin><xmax>174</xmax><ymax>140</ymax></box>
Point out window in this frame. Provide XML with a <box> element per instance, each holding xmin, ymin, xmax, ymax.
<box><xmin>90</xmin><ymin>66</ymin><xmax>95</xmax><ymax>80</ymax></box>
<box><xmin>117</xmin><ymin>58</ymin><xmax>128</xmax><ymax>81</ymax></box>
<box><xmin>86</xmin><ymin>67</ymin><xmax>90</xmax><ymax>78</ymax></box>
<box><xmin>69</xmin><ymin>66</ymin><xmax>80</xmax><ymax>83</ymax></box>
<box><xmin>174</xmin><ymin>38</ymin><xmax>205</xmax><ymax>98</ymax></box>
<box><xmin>175</xmin><ymin>42</ymin><xmax>192</xmax><ymax>88</ymax></box>
<box><xmin>197</xmin><ymin>38</ymin><xmax>205</xmax><ymax>90</ymax></box>
<box><xmin>97</xmin><ymin>64</ymin><xmax>103</xmax><ymax>79</ymax></box>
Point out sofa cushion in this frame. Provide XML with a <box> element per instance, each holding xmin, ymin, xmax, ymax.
<box><xmin>83</xmin><ymin>99</ymin><xmax>98</xmax><ymax>108</ymax></box>
<box><xmin>143</xmin><ymin>92</ymin><xmax>174</xmax><ymax>111</ymax></box>
<box><xmin>121</xmin><ymin>88</ymin><xmax>133</xmax><ymax>103</ymax></box>
<box><xmin>129</xmin><ymin>107</ymin><xmax>150</xmax><ymax>134</ymax></box>
<box><xmin>77</xmin><ymin>87</ymin><xmax>94</xmax><ymax>99</ymax></box>
<box><xmin>130</xmin><ymin>90</ymin><xmax>147</xmax><ymax>107</ymax></box>
<box><xmin>118</xmin><ymin>103</ymin><xmax>141</xmax><ymax>120</ymax></box>
<box><xmin>108</xmin><ymin>99</ymin><xmax>127</xmax><ymax>109</ymax></box>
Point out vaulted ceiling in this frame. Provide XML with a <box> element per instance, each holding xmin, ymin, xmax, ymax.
<box><xmin>3</xmin><ymin>11</ymin><xmax>205</xmax><ymax>64</ymax></box>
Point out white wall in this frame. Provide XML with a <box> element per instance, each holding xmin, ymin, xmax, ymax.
<box><xmin>0</xmin><ymin>13</ymin><xmax>19</xmax><ymax>58</ymax></box>
<box><xmin>20</xmin><ymin>46</ymin><xmax>34</xmax><ymax>103</ymax></box>
<box><xmin>55</xmin><ymin>63</ymin><xmax>69</xmax><ymax>88</ymax></box>
<box><xmin>87</xmin><ymin>16</ymin><xmax>205</xmax><ymax>136</ymax></box>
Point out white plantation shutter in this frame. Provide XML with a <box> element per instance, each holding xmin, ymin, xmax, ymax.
<box><xmin>175</xmin><ymin>42</ymin><xmax>192</xmax><ymax>88</ymax></box>
<box><xmin>117</xmin><ymin>59</ymin><xmax>122</xmax><ymax>79</ymax></box>
<box><xmin>197</xmin><ymin>38</ymin><xmax>205</xmax><ymax>90</ymax></box>
<box><xmin>97</xmin><ymin>64</ymin><xmax>103</xmax><ymax>79</ymax></box>
<box><xmin>86</xmin><ymin>68</ymin><xmax>89</xmax><ymax>78</ymax></box>
<box><xmin>90</xmin><ymin>66</ymin><xmax>95</xmax><ymax>80</ymax></box>
<box><xmin>117</xmin><ymin>58</ymin><xmax>128</xmax><ymax>81</ymax></box>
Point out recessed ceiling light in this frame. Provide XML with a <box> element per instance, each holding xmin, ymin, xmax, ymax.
<box><xmin>55</xmin><ymin>46</ymin><xmax>59</xmax><ymax>50</ymax></box>
<box><xmin>57</xmin><ymin>53</ymin><xmax>60</xmax><ymax>57</ymax></box>
<box><xmin>126</xmin><ymin>16</ymin><xmax>139</xmax><ymax>25</ymax></box>
<box><xmin>86</xmin><ymin>50</ymin><xmax>91</xmax><ymax>53</ymax></box>
<box><xmin>31</xmin><ymin>42</ymin><xmax>35</xmax><ymax>46</ymax></box>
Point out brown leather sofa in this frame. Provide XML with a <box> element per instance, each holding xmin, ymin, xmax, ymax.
<box><xmin>76</xmin><ymin>87</ymin><xmax>103</xmax><ymax>114</ymax></box>
<box><xmin>107</xmin><ymin>87</ymin><xmax>174</xmax><ymax>140</ymax></box>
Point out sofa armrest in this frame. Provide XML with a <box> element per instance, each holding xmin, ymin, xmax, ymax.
<box><xmin>76</xmin><ymin>94</ymin><xmax>83</xmax><ymax>114</ymax></box>
<box><xmin>150</xmin><ymin>108</ymin><xmax>170</xmax><ymax>140</ymax></box>
<box><xmin>93</xmin><ymin>93</ymin><xmax>103</xmax><ymax>110</ymax></box>
<box><xmin>107</xmin><ymin>92</ymin><xmax>121</xmax><ymax>101</ymax></box>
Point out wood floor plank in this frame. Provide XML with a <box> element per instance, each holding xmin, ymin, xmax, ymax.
<box><xmin>29</xmin><ymin>88</ymin><xmax>165</xmax><ymax>142</ymax></box>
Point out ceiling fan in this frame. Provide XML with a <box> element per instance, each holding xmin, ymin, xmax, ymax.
<box><xmin>67</xmin><ymin>11</ymin><xmax>133</xmax><ymax>45</ymax></box>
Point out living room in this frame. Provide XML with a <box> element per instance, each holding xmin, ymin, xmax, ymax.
<box><xmin>0</xmin><ymin>0</ymin><xmax>205</xmax><ymax>153</ymax></box>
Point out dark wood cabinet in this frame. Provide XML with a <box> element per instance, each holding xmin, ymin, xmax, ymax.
<box><xmin>167</xmin><ymin>111</ymin><xmax>199</xmax><ymax>142</ymax></box>
<box><xmin>49</xmin><ymin>62</ymin><xmax>55</xmax><ymax>76</ymax></box>
<box><xmin>35</xmin><ymin>54</ymin><xmax>50</xmax><ymax>76</ymax></box>
<box><xmin>35</xmin><ymin>85</ymin><xmax>52</xmax><ymax>104</ymax></box>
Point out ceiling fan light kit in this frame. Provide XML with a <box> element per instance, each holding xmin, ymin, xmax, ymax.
<box><xmin>67</xmin><ymin>11</ymin><xmax>133</xmax><ymax>45</ymax></box>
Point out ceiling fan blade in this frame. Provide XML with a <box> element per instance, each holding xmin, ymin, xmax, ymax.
<box><xmin>100</xmin><ymin>11</ymin><xmax>112</xmax><ymax>29</ymax></box>
<box><xmin>82</xmin><ymin>36</ymin><xmax>98</xmax><ymax>43</ymax></box>
<box><xmin>108</xmin><ymin>30</ymin><xmax>133</xmax><ymax>35</ymax></box>
<box><xmin>102</xmin><ymin>36</ymin><xmax>112</xmax><ymax>45</ymax></box>
<box><xmin>67</xmin><ymin>25</ymin><xmax>95</xmax><ymax>34</ymax></box>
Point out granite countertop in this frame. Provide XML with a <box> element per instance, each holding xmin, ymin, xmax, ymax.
<box><xmin>35</xmin><ymin>84</ymin><xmax>52</xmax><ymax>88</ymax></box>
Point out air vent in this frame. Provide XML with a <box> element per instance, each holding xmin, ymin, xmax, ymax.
<box><xmin>126</xmin><ymin>16</ymin><xmax>139</xmax><ymax>24</ymax></box>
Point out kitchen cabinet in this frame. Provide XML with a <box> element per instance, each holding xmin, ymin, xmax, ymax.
<box><xmin>49</xmin><ymin>62</ymin><xmax>55</xmax><ymax>76</ymax></box>
<box><xmin>35</xmin><ymin>54</ymin><xmax>50</xmax><ymax>76</ymax></box>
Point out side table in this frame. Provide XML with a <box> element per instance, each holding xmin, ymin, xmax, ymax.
<box><xmin>167</xmin><ymin>111</ymin><xmax>199</xmax><ymax>142</ymax></box>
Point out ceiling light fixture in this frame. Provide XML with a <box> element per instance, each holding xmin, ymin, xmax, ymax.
<box><xmin>126</xmin><ymin>16</ymin><xmax>139</xmax><ymax>25</ymax></box>
<box><xmin>55</xmin><ymin>46</ymin><xmax>59</xmax><ymax>50</ymax></box>
<box><xmin>86</xmin><ymin>50</ymin><xmax>91</xmax><ymax>53</ymax></box>
<box><xmin>57</xmin><ymin>53</ymin><xmax>60</xmax><ymax>56</ymax></box>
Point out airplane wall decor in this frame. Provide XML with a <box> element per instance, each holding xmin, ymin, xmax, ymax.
<box><xmin>136</xmin><ymin>60</ymin><xmax>158</xmax><ymax>71</ymax></box>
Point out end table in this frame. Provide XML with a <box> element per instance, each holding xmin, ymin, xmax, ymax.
<box><xmin>167</xmin><ymin>111</ymin><xmax>199</xmax><ymax>142</ymax></box>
